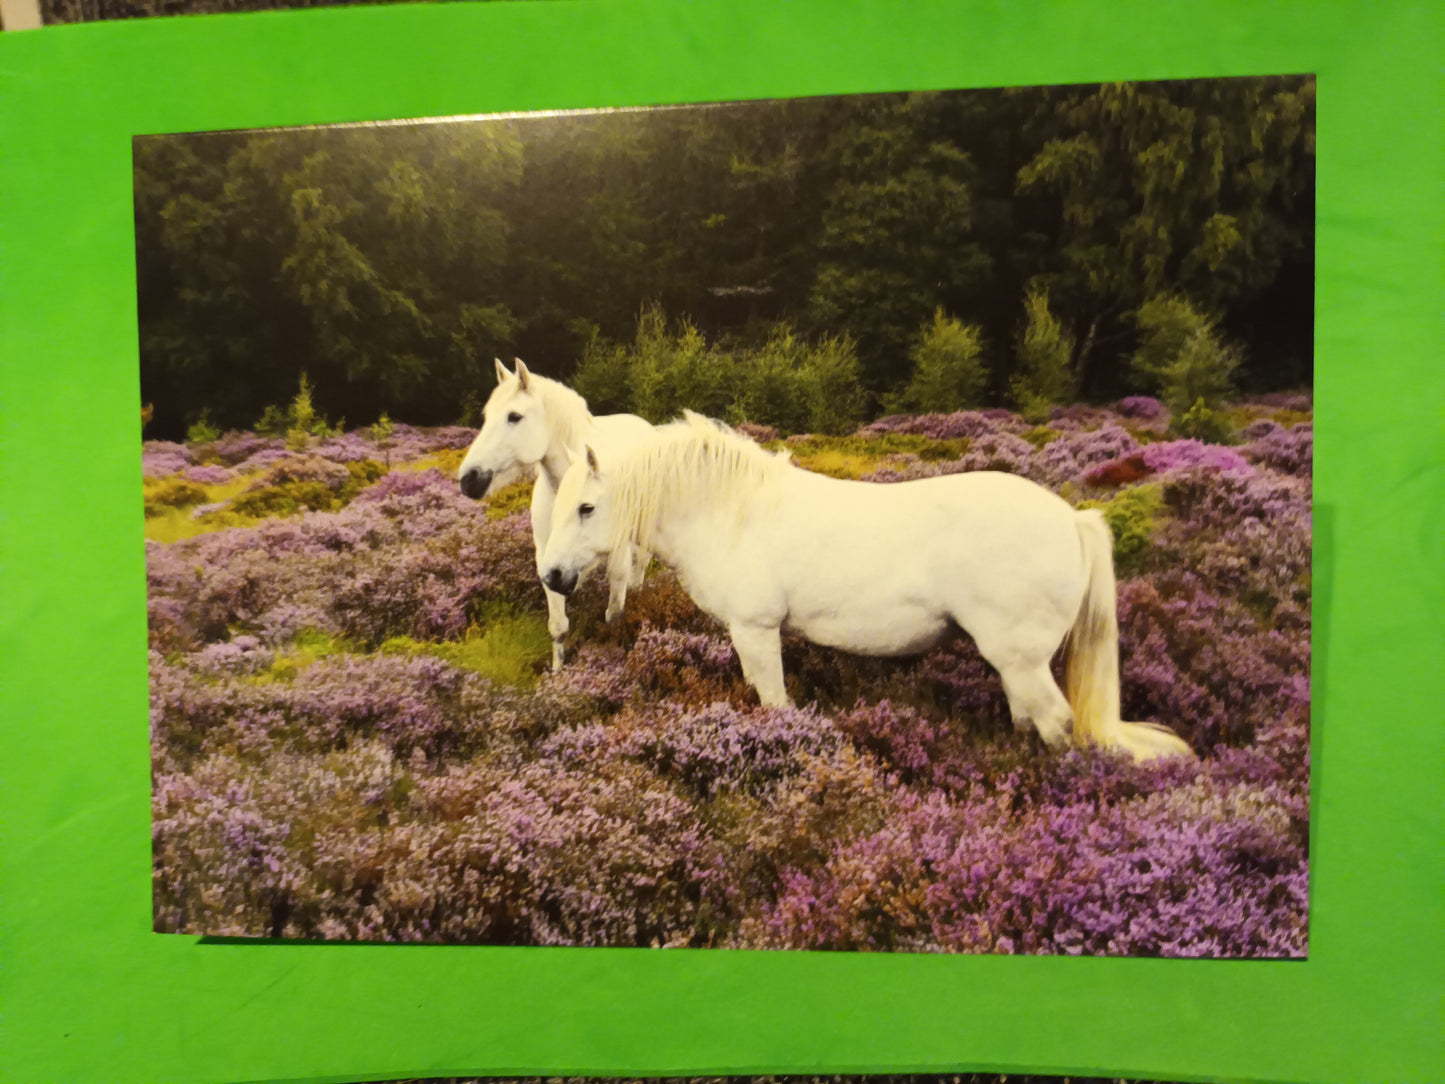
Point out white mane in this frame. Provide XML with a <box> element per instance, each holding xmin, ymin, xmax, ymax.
<box><xmin>605</xmin><ymin>410</ymin><xmax>791</xmax><ymax>552</ymax></box>
<box><xmin>491</xmin><ymin>370</ymin><xmax>594</xmax><ymax>451</ymax></box>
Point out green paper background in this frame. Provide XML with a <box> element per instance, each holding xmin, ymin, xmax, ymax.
<box><xmin>1</xmin><ymin>2</ymin><xmax>1441</xmax><ymax>1082</ymax></box>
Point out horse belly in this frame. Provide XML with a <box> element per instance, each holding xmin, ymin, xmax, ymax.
<box><xmin>785</xmin><ymin>602</ymin><xmax>951</xmax><ymax>657</ymax></box>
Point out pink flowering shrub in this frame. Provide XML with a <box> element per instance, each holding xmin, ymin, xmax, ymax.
<box><xmin>183</xmin><ymin>464</ymin><xmax>235</xmax><ymax>485</ymax></box>
<box><xmin>1241</xmin><ymin>421</ymin><xmax>1313</xmax><ymax>476</ymax></box>
<box><xmin>142</xmin><ymin>441</ymin><xmax>193</xmax><ymax>479</ymax></box>
<box><xmin>208</xmin><ymin>430</ymin><xmax>285</xmax><ymax>465</ymax></box>
<box><xmin>1030</xmin><ymin>424</ymin><xmax>1141</xmax><ymax>487</ymax></box>
<box><xmin>150</xmin><ymin>403</ymin><xmax>1311</xmax><ymax>957</ymax></box>
<box><xmin>1115</xmin><ymin>395</ymin><xmax>1166</xmax><ymax>420</ymax></box>
<box><xmin>1141</xmin><ymin>439</ymin><xmax>1254</xmax><ymax>477</ymax></box>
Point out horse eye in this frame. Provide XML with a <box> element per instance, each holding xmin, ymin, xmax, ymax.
<box><xmin>507</xmin><ymin>412</ymin><xmax>522</xmax><ymax>424</ymax></box>
<box><xmin>578</xmin><ymin>503</ymin><xmax>595</xmax><ymax>518</ymax></box>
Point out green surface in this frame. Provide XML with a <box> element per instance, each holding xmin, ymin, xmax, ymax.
<box><xmin>0</xmin><ymin>1</ymin><xmax>1441</xmax><ymax>1082</ymax></box>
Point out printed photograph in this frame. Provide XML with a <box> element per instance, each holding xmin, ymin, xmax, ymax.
<box><xmin>349</xmin><ymin>1074</ymin><xmax>1182</xmax><ymax>1084</ymax></box>
<box><xmin>141</xmin><ymin>77</ymin><xmax>1314</xmax><ymax>955</ymax></box>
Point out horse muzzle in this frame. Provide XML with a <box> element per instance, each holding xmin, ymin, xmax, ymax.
<box><xmin>542</xmin><ymin>567</ymin><xmax>578</xmax><ymax>596</ymax></box>
<box><xmin>459</xmin><ymin>467</ymin><xmax>493</xmax><ymax>500</ymax></box>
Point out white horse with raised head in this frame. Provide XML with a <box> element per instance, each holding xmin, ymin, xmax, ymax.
<box><xmin>458</xmin><ymin>358</ymin><xmax>655</xmax><ymax>670</ymax></box>
<box><xmin>538</xmin><ymin>411</ymin><xmax>1193</xmax><ymax>762</ymax></box>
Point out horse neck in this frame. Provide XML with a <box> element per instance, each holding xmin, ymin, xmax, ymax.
<box><xmin>536</xmin><ymin>380</ymin><xmax>594</xmax><ymax>488</ymax></box>
<box><xmin>616</xmin><ymin>434</ymin><xmax>773</xmax><ymax>563</ymax></box>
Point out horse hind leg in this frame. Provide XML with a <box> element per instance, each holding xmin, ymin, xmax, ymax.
<box><xmin>995</xmin><ymin>660</ymin><xmax>1074</xmax><ymax>751</ymax></box>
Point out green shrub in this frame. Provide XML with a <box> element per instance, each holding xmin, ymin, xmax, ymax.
<box><xmin>571</xmin><ymin>334</ymin><xmax>637</xmax><ymax>417</ymax></box>
<box><xmin>380</xmin><ymin>603</ymin><xmax>552</xmax><ymax>688</ymax></box>
<box><xmin>797</xmin><ymin>331</ymin><xmax>868</xmax><ymax>436</ymax></box>
<box><xmin>1129</xmin><ymin>295</ymin><xmax>1208</xmax><ymax>386</ymax></box>
<box><xmin>254</xmin><ymin>403</ymin><xmax>291</xmax><ymax>439</ymax></box>
<box><xmin>143</xmin><ymin>477</ymin><xmax>209</xmax><ymax>517</ymax></box>
<box><xmin>342</xmin><ymin>459</ymin><xmax>387</xmax><ymax>497</ymax></box>
<box><xmin>1020</xmin><ymin>425</ymin><xmax>1061</xmax><ymax>450</ymax></box>
<box><xmin>629</xmin><ymin>303</ymin><xmax>738</xmax><ymax>423</ymax></box>
<box><xmin>1131</xmin><ymin>295</ymin><xmax>1242</xmax><ymax>431</ymax></box>
<box><xmin>1011</xmin><ymin>289</ymin><xmax>1075</xmax><ymax>424</ymax></box>
<box><xmin>484</xmin><ymin>477</ymin><xmax>535</xmax><ymax>520</ymax></box>
<box><xmin>230</xmin><ymin>481</ymin><xmax>339</xmax><ymax>518</ymax></box>
<box><xmin>254</xmin><ymin>629</ymin><xmax>354</xmax><ymax>684</ymax></box>
<box><xmin>887</xmin><ymin>308</ymin><xmax>988</xmax><ymax>415</ymax></box>
<box><xmin>1173</xmin><ymin>397</ymin><xmax>1235</xmax><ymax>443</ymax></box>
<box><xmin>730</xmin><ymin>325</ymin><xmax>810</xmax><ymax>435</ymax></box>
<box><xmin>1077</xmin><ymin>484</ymin><xmax>1163</xmax><ymax>573</ymax></box>
<box><xmin>456</xmin><ymin>388</ymin><xmax>485</xmax><ymax>429</ymax></box>
<box><xmin>255</xmin><ymin>372</ymin><xmax>345</xmax><ymax>447</ymax></box>
<box><xmin>186</xmin><ymin>410</ymin><xmax>221</xmax><ymax>445</ymax></box>
<box><xmin>729</xmin><ymin>324</ymin><xmax>869</xmax><ymax>437</ymax></box>
<box><xmin>784</xmin><ymin>432</ymin><xmax>969</xmax><ymax>461</ymax></box>
<box><xmin>369</xmin><ymin>413</ymin><xmax>396</xmax><ymax>467</ymax></box>
<box><xmin>772</xmin><ymin>432</ymin><xmax>969</xmax><ymax>479</ymax></box>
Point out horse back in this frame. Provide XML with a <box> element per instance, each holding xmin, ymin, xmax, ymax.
<box><xmin>590</xmin><ymin>412</ymin><xmax>655</xmax><ymax>451</ymax></box>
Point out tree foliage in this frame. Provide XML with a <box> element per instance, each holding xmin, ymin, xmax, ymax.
<box><xmin>886</xmin><ymin>308</ymin><xmax>988</xmax><ymax>415</ymax></box>
<box><xmin>136</xmin><ymin>78</ymin><xmax>1314</xmax><ymax>438</ymax></box>
<box><xmin>1011</xmin><ymin>290</ymin><xmax>1076</xmax><ymax>423</ymax></box>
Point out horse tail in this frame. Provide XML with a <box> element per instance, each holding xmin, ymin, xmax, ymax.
<box><xmin>1063</xmin><ymin>509</ymin><xmax>1194</xmax><ymax>762</ymax></box>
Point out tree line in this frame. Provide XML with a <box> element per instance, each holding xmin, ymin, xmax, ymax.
<box><xmin>135</xmin><ymin>76</ymin><xmax>1315</xmax><ymax>440</ymax></box>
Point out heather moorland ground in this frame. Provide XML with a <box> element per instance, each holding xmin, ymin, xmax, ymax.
<box><xmin>147</xmin><ymin>393</ymin><xmax>1311</xmax><ymax>957</ymax></box>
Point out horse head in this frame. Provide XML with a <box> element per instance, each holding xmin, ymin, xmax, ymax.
<box><xmin>538</xmin><ymin>445</ymin><xmax>609</xmax><ymax>595</ymax></box>
<box><xmin>458</xmin><ymin>358</ymin><xmax>549</xmax><ymax>499</ymax></box>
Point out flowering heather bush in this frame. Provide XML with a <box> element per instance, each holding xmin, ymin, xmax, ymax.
<box><xmin>1249</xmin><ymin>391</ymin><xmax>1313</xmax><ymax>414</ymax></box>
<box><xmin>231</xmin><ymin>447</ymin><xmax>294</xmax><ymax>475</ymax></box>
<box><xmin>1030</xmin><ymin>424</ymin><xmax>1141</xmax><ymax>487</ymax></box>
<box><xmin>1241</xmin><ymin>422</ymin><xmax>1313</xmax><ymax>477</ymax></box>
<box><xmin>182</xmin><ymin>464</ymin><xmax>234</xmax><ymax>485</ymax></box>
<box><xmin>734</xmin><ymin>421</ymin><xmax>780</xmax><ymax>444</ymax></box>
<box><xmin>252</xmin><ymin>453</ymin><xmax>355</xmax><ymax>489</ymax></box>
<box><xmin>753</xmin><ymin>765</ymin><xmax>1306</xmax><ymax>956</ymax></box>
<box><xmin>1141</xmin><ymin>439</ymin><xmax>1254</xmax><ymax>477</ymax></box>
<box><xmin>860</xmin><ymin>409</ymin><xmax>1027</xmax><ymax>442</ymax></box>
<box><xmin>142</xmin><ymin>441</ymin><xmax>193</xmax><ymax>479</ymax></box>
<box><xmin>960</xmin><ymin>430</ymin><xmax>1036</xmax><ymax>476</ymax></box>
<box><xmin>1046</xmin><ymin>403</ymin><xmax>1117</xmax><ymax>431</ymax></box>
<box><xmin>150</xmin><ymin>401</ymin><xmax>1310</xmax><ymax>958</ymax></box>
<box><xmin>202</xmin><ymin>430</ymin><xmax>282</xmax><ymax>465</ymax></box>
<box><xmin>1081</xmin><ymin>439</ymin><xmax>1256</xmax><ymax>488</ymax></box>
<box><xmin>1115</xmin><ymin>396</ymin><xmax>1166</xmax><ymax>420</ymax></box>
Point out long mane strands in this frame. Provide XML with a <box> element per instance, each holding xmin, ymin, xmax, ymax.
<box><xmin>532</xmin><ymin>375</ymin><xmax>594</xmax><ymax>451</ymax></box>
<box><xmin>608</xmin><ymin>412</ymin><xmax>787</xmax><ymax>551</ymax></box>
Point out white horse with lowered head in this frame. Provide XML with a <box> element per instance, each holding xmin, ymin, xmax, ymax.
<box><xmin>538</xmin><ymin>411</ymin><xmax>1193</xmax><ymax>762</ymax></box>
<box><xmin>457</xmin><ymin>358</ymin><xmax>655</xmax><ymax>670</ymax></box>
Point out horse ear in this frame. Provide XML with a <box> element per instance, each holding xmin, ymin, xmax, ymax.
<box><xmin>586</xmin><ymin>446</ymin><xmax>600</xmax><ymax>476</ymax></box>
<box><xmin>515</xmin><ymin>358</ymin><xmax>531</xmax><ymax>391</ymax></box>
<box><xmin>562</xmin><ymin>444</ymin><xmax>582</xmax><ymax>467</ymax></box>
<box><xmin>494</xmin><ymin>358</ymin><xmax>510</xmax><ymax>384</ymax></box>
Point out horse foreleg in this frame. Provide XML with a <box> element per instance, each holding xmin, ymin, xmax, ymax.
<box><xmin>544</xmin><ymin>587</ymin><xmax>570</xmax><ymax>671</ymax></box>
<box><xmin>529</xmin><ymin>476</ymin><xmax>570</xmax><ymax>670</ymax></box>
<box><xmin>628</xmin><ymin>545</ymin><xmax>651</xmax><ymax>588</ymax></box>
<box><xmin>605</xmin><ymin>548</ymin><xmax>633</xmax><ymax>624</ymax></box>
<box><xmin>728</xmin><ymin>621</ymin><xmax>789</xmax><ymax>708</ymax></box>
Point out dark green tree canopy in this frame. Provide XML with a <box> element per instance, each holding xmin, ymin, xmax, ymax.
<box><xmin>136</xmin><ymin>76</ymin><xmax>1313</xmax><ymax>438</ymax></box>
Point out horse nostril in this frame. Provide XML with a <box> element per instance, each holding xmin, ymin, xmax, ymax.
<box><xmin>459</xmin><ymin>468</ymin><xmax>493</xmax><ymax>500</ymax></box>
<box><xmin>543</xmin><ymin>568</ymin><xmax>576</xmax><ymax>596</ymax></box>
